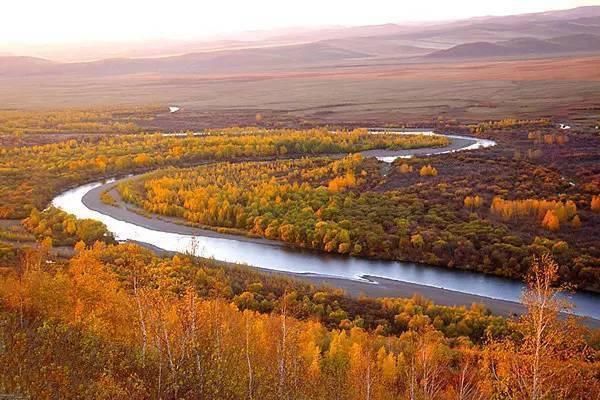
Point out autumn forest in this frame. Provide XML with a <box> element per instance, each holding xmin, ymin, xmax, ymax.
<box><xmin>0</xmin><ymin>106</ymin><xmax>598</xmax><ymax>399</ymax></box>
<box><xmin>5</xmin><ymin>1</ymin><xmax>600</xmax><ymax>397</ymax></box>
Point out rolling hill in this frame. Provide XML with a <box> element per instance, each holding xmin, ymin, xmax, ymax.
<box><xmin>427</xmin><ymin>33</ymin><xmax>600</xmax><ymax>59</ymax></box>
<box><xmin>0</xmin><ymin>42</ymin><xmax>370</xmax><ymax>77</ymax></box>
<box><xmin>2</xmin><ymin>6</ymin><xmax>600</xmax><ymax>78</ymax></box>
<box><xmin>0</xmin><ymin>56</ymin><xmax>56</xmax><ymax>75</ymax></box>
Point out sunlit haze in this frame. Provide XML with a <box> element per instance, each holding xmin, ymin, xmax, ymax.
<box><xmin>3</xmin><ymin>0</ymin><xmax>598</xmax><ymax>47</ymax></box>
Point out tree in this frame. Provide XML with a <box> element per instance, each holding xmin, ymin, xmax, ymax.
<box><xmin>348</xmin><ymin>329</ymin><xmax>375</xmax><ymax>400</ymax></box>
<box><xmin>522</xmin><ymin>254</ymin><xmax>564</xmax><ymax>400</ymax></box>
<box><xmin>541</xmin><ymin>210</ymin><xmax>560</xmax><ymax>231</ymax></box>
<box><xmin>464</xmin><ymin>195</ymin><xmax>483</xmax><ymax>210</ymax></box>
<box><xmin>571</xmin><ymin>215</ymin><xmax>581</xmax><ymax>229</ymax></box>
<box><xmin>486</xmin><ymin>254</ymin><xmax>596</xmax><ymax>400</ymax></box>
<box><xmin>328</xmin><ymin>172</ymin><xmax>357</xmax><ymax>192</ymax></box>
<box><xmin>399</xmin><ymin>163</ymin><xmax>413</xmax><ymax>174</ymax></box>
<box><xmin>410</xmin><ymin>234</ymin><xmax>424</xmax><ymax>248</ymax></box>
<box><xmin>592</xmin><ymin>195</ymin><xmax>600</xmax><ymax>213</ymax></box>
<box><xmin>133</xmin><ymin>153</ymin><xmax>152</xmax><ymax>166</ymax></box>
<box><xmin>244</xmin><ymin>310</ymin><xmax>255</xmax><ymax>400</ymax></box>
<box><xmin>419</xmin><ymin>165</ymin><xmax>438</xmax><ymax>177</ymax></box>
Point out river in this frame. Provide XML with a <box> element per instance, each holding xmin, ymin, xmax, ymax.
<box><xmin>51</xmin><ymin>132</ymin><xmax>600</xmax><ymax>319</ymax></box>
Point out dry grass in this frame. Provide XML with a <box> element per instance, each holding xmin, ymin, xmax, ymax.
<box><xmin>1</xmin><ymin>56</ymin><xmax>599</xmax><ymax>126</ymax></box>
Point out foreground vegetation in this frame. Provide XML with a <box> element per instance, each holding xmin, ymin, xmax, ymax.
<box><xmin>0</xmin><ymin>241</ymin><xmax>598</xmax><ymax>399</ymax></box>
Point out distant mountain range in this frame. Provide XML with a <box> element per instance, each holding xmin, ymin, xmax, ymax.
<box><xmin>2</xmin><ymin>6</ymin><xmax>600</xmax><ymax>78</ymax></box>
<box><xmin>427</xmin><ymin>34</ymin><xmax>600</xmax><ymax>59</ymax></box>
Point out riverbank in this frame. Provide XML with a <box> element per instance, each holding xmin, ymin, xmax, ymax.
<box><xmin>257</xmin><ymin>272</ymin><xmax>600</xmax><ymax>328</ymax></box>
<box><xmin>267</xmin><ymin>273</ymin><xmax>600</xmax><ymax>324</ymax></box>
<box><xmin>361</xmin><ymin>136</ymin><xmax>474</xmax><ymax>159</ymax></box>
<box><xmin>132</xmin><ymin>240</ymin><xmax>600</xmax><ymax>328</ymax></box>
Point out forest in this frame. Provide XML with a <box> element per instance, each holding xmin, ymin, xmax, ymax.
<box><xmin>0</xmin><ymin>109</ymin><xmax>152</xmax><ymax>136</ymax></box>
<box><xmin>0</xmin><ymin>241</ymin><xmax>598</xmax><ymax>399</ymax></box>
<box><xmin>116</xmin><ymin>149</ymin><xmax>600</xmax><ymax>291</ymax></box>
<box><xmin>0</xmin><ymin>128</ymin><xmax>447</xmax><ymax>218</ymax></box>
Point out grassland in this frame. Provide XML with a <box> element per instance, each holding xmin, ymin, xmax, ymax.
<box><xmin>2</xmin><ymin>57</ymin><xmax>600</xmax><ymax>129</ymax></box>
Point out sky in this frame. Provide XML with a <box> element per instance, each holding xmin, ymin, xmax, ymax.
<box><xmin>2</xmin><ymin>0</ymin><xmax>598</xmax><ymax>47</ymax></box>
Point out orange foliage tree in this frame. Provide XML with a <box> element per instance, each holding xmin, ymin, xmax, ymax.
<box><xmin>419</xmin><ymin>164</ymin><xmax>438</xmax><ymax>177</ymax></box>
<box><xmin>464</xmin><ymin>195</ymin><xmax>484</xmax><ymax>210</ymax></box>
<box><xmin>486</xmin><ymin>254</ymin><xmax>597</xmax><ymax>400</ymax></box>
<box><xmin>592</xmin><ymin>195</ymin><xmax>600</xmax><ymax>213</ymax></box>
<box><xmin>491</xmin><ymin>197</ymin><xmax>577</xmax><ymax>231</ymax></box>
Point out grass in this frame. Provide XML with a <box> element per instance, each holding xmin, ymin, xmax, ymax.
<box><xmin>1</xmin><ymin>57</ymin><xmax>599</xmax><ymax>127</ymax></box>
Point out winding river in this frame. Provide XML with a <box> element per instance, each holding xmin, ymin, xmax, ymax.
<box><xmin>51</xmin><ymin>132</ymin><xmax>600</xmax><ymax>319</ymax></box>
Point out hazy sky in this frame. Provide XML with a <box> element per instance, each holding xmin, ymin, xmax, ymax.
<box><xmin>3</xmin><ymin>0</ymin><xmax>599</xmax><ymax>45</ymax></box>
